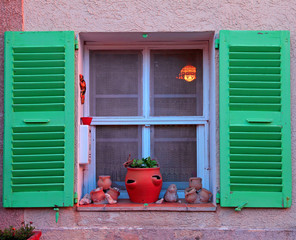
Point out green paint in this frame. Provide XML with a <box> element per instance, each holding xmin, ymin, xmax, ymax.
<box><xmin>3</xmin><ymin>31</ymin><xmax>75</xmax><ymax>208</ymax></box>
<box><xmin>142</xmin><ymin>34</ymin><xmax>148</xmax><ymax>38</ymax></box>
<box><xmin>54</xmin><ymin>207</ymin><xmax>59</xmax><ymax>223</ymax></box>
<box><xmin>235</xmin><ymin>202</ymin><xmax>248</xmax><ymax>211</ymax></box>
<box><xmin>219</xmin><ymin>30</ymin><xmax>291</xmax><ymax>208</ymax></box>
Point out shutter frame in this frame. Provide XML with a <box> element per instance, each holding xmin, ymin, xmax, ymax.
<box><xmin>219</xmin><ymin>30</ymin><xmax>291</xmax><ymax>208</ymax></box>
<box><xmin>3</xmin><ymin>31</ymin><xmax>75</xmax><ymax>207</ymax></box>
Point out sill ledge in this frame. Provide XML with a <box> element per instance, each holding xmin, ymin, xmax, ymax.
<box><xmin>77</xmin><ymin>199</ymin><xmax>216</xmax><ymax>212</ymax></box>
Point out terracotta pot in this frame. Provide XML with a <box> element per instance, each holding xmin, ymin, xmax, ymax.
<box><xmin>184</xmin><ymin>187</ymin><xmax>198</xmax><ymax>204</ymax></box>
<box><xmin>189</xmin><ymin>177</ymin><xmax>202</xmax><ymax>191</ymax></box>
<box><xmin>97</xmin><ymin>175</ymin><xmax>112</xmax><ymax>190</ymax></box>
<box><xmin>90</xmin><ymin>188</ymin><xmax>106</xmax><ymax>204</ymax></box>
<box><xmin>198</xmin><ymin>188</ymin><xmax>212</xmax><ymax>203</ymax></box>
<box><xmin>27</xmin><ymin>231</ymin><xmax>42</xmax><ymax>240</ymax></box>
<box><xmin>125</xmin><ymin>167</ymin><xmax>162</xmax><ymax>203</ymax></box>
<box><xmin>107</xmin><ymin>187</ymin><xmax>120</xmax><ymax>201</ymax></box>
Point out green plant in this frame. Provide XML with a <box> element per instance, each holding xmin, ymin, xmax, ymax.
<box><xmin>129</xmin><ymin>157</ymin><xmax>158</xmax><ymax>168</ymax></box>
<box><xmin>0</xmin><ymin>222</ymin><xmax>35</xmax><ymax>240</ymax></box>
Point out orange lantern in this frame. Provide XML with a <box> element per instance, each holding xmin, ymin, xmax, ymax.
<box><xmin>177</xmin><ymin>65</ymin><xmax>197</xmax><ymax>82</ymax></box>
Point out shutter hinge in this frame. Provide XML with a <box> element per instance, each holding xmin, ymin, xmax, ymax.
<box><xmin>215</xmin><ymin>38</ymin><xmax>220</xmax><ymax>49</ymax></box>
<box><xmin>75</xmin><ymin>38</ymin><xmax>79</xmax><ymax>50</ymax></box>
<box><xmin>235</xmin><ymin>202</ymin><xmax>248</xmax><ymax>211</ymax></box>
<box><xmin>53</xmin><ymin>206</ymin><xmax>59</xmax><ymax>223</ymax></box>
<box><xmin>216</xmin><ymin>191</ymin><xmax>220</xmax><ymax>204</ymax></box>
<box><xmin>74</xmin><ymin>192</ymin><xmax>78</xmax><ymax>204</ymax></box>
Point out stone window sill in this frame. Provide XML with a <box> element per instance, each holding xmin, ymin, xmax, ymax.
<box><xmin>77</xmin><ymin>199</ymin><xmax>216</xmax><ymax>212</ymax></box>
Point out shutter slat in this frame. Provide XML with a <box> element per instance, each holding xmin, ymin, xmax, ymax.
<box><xmin>3</xmin><ymin>31</ymin><xmax>75</xmax><ymax>207</ymax></box>
<box><xmin>12</xmin><ymin>176</ymin><xmax>64</xmax><ymax>184</ymax></box>
<box><xmin>229</xmin><ymin>74</ymin><xmax>280</xmax><ymax>81</ymax></box>
<box><xmin>230</xmin><ymin>154</ymin><xmax>282</xmax><ymax>162</ymax></box>
<box><xmin>230</xmin><ymin>169</ymin><xmax>282</xmax><ymax>177</ymax></box>
<box><xmin>230</xmin><ymin>184</ymin><xmax>282</xmax><ymax>192</ymax></box>
<box><xmin>229</xmin><ymin>59</ymin><xmax>281</xmax><ymax>67</ymax></box>
<box><xmin>14</xmin><ymin>82</ymin><xmax>65</xmax><ymax>89</ymax></box>
<box><xmin>220</xmin><ymin>30</ymin><xmax>291</xmax><ymax>208</ymax></box>
<box><xmin>229</xmin><ymin>52</ymin><xmax>281</xmax><ymax>59</ymax></box>
<box><xmin>12</xmin><ymin>169</ymin><xmax>64</xmax><ymax>177</ymax></box>
<box><xmin>230</xmin><ymin>176</ymin><xmax>282</xmax><ymax>184</ymax></box>
<box><xmin>13</xmin><ymin>53</ymin><xmax>65</xmax><ymax>60</ymax></box>
<box><xmin>13</xmin><ymin>139</ymin><xmax>65</xmax><ymax>147</ymax></box>
<box><xmin>230</xmin><ymin>162</ymin><xmax>282</xmax><ymax>169</ymax></box>
<box><xmin>12</xmin><ymin>184</ymin><xmax>64</xmax><ymax>192</ymax></box>
<box><xmin>14</xmin><ymin>60</ymin><xmax>65</xmax><ymax>68</ymax></box>
<box><xmin>13</xmin><ymin>154</ymin><xmax>65</xmax><ymax>162</ymax></box>
<box><xmin>12</xmin><ymin>161</ymin><xmax>65</xmax><ymax>170</ymax></box>
<box><xmin>13</xmin><ymin>74</ymin><xmax>65</xmax><ymax>82</ymax></box>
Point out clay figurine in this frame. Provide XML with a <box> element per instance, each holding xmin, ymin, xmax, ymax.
<box><xmin>164</xmin><ymin>184</ymin><xmax>179</xmax><ymax>202</ymax></box>
<box><xmin>90</xmin><ymin>187</ymin><xmax>106</xmax><ymax>204</ymax></box>
<box><xmin>197</xmin><ymin>188</ymin><xmax>212</xmax><ymax>203</ymax></box>
<box><xmin>79</xmin><ymin>193</ymin><xmax>92</xmax><ymax>205</ymax></box>
<box><xmin>106</xmin><ymin>187</ymin><xmax>120</xmax><ymax>201</ymax></box>
<box><xmin>97</xmin><ymin>175</ymin><xmax>112</xmax><ymax>190</ymax></box>
<box><xmin>189</xmin><ymin>177</ymin><xmax>202</xmax><ymax>191</ymax></box>
<box><xmin>185</xmin><ymin>187</ymin><xmax>199</xmax><ymax>204</ymax></box>
<box><xmin>105</xmin><ymin>193</ymin><xmax>117</xmax><ymax>204</ymax></box>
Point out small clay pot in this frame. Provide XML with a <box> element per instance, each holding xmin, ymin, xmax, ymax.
<box><xmin>106</xmin><ymin>187</ymin><xmax>120</xmax><ymax>201</ymax></box>
<box><xmin>184</xmin><ymin>187</ymin><xmax>198</xmax><ymax>204</ymax></box>
<box><xmin>97</xmin><ymin>175</ymin><xmax>112</xmax><ymax>190</ymax></box>
<box><xmin>198</xmin><ymin>188</ymin><xmax>212</xmax><ymax>203</ymax></box>
<box><xmin>189</xmin><ymin>177</ymin><xmax>202</xmax><ymax>191</ymax></box>
<box><xmin>90</xmin><ymin>187</ymin><xmax>106</xmax><ymax>204</ymax></box>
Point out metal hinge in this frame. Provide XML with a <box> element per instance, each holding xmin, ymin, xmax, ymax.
<box><xmin>235</xmin><ymin>202</ymin><xmax>248</xmax><ymax>211</ymax></box>
<box><xmin>53</xmin><ymin>206</ymin><xmax>59</xmax><ymax>223</ymax></box>
<box><xmin>216</xmin><ymin>191</ymin><xmax>220</xmax><ymax>204</ymax></box>
<box><xmin>75</xmin><ymin>38</ymin><xmax>79</xmax><ymax>50</ymax></box>
<box><xmin>74</xmin><ymin>192</ymin><xmax>78</xmax><ymax>204</ymax></box>
<box><xmin>215</xmin><ymin>38</ymin><xmax>220</xmax><ymax>49</ymax></box>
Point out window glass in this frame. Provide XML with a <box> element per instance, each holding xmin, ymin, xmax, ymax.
<box><xmin>150</xmin><ymin>125</ymin><xmax>197</xmax><ymax>188</ymax></box>
<box><xmin>90</xmin><ymin>50</ymin><xmax>142</xmax><ymax>116</ymax></box>
<box><xmin>96</xmin><ymin>126</ymin><xmax>142</xmax><ymax>190</ymax></box>
<box><xmin>150</xmin><ymin>50</ymin><xmax>203</xmax><ymax>116</ymax></box>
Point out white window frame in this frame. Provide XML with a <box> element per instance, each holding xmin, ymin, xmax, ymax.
<box><xmin>81</xmin><ymin>41</ymin><xmax>213</xmax><ymax>199</ymax></box>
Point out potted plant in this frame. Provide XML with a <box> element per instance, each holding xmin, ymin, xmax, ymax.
<box><xmin>124</xmin><ymin>155</ymin><xmax>162</xmax><ymax>203</ymax></box>
<box><xmin>0</xmin><ymin>222</ymin><xmax>41</xmax><ymax>240</ymax></box>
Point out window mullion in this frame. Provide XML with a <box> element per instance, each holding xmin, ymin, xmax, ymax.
<box><xmin>143</xmin><ymin>47</ymin><xmax>150</xmax><ymax>118</ymax></box>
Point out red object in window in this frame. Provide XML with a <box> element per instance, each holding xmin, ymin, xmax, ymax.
<box><xmin>177</xmin><ymin>65</ymin><xmax>197</xmax><ymax>82</ymax></box>
<box><xmin>27</xmin><ymin>231</ymin><xmax>42</xmax><ymax>240</ymax></box>
<box><xmin>125</xmin><ymin>167</ymin><xmax>162</xmax><ymax>203</ymax></box>
<box><xmin>81</xmin><ymin>117</ymin><xmax>92</xmax><ymax>125</ymax></box>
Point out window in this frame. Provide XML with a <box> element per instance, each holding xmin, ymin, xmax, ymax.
<box><xmin>83</xmin><ymin>38</ymin><xmax>212</xmax><ymax>199</ymax></box>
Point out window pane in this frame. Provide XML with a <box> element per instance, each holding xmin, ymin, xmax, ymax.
<box><xmin>150</xmin><ymin>50</ymin><xmax>203</xmax><ymax>116</ymax></box>
<box><xmin>150</xmin><ymin>125</ymin><xmax>197</xmax><ymax>186</ymax></box>
<box><xmin>96</xmin><ymin>126</ymin><xmax>142</xmax><ymax>190</ymax></box>
<box><xmin>90</xmin><ymin>50</ymin><xmax>142</xmax><ymax>116</ymax></box>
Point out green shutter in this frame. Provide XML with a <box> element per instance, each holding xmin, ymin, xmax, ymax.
<box><xmin>219</xmin><ymin>30</ymin><xmax>291</xmax><ymax>208</ymax></box>
<box><xmin>3</xmin><ymin>31</ymin><xmax>75</xmax><ymax>207</ymax></box>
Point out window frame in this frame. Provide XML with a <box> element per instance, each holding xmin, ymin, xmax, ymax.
<box><xmin>81</xmin><ymin>40</ymin><xmax>214</xmax><ymax>199</ymax></box>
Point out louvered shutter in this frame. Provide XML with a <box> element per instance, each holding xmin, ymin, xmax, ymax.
<box><xmin>219</xmin><ymin>30</ymin><xmax>291</xmax><ymax>208</ymax></box>
<box><xmin>3</xmin><ymin>31</ymin><xmax>75</xmax><ymax>207</ymax></box>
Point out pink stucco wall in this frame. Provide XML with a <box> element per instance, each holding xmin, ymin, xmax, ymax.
<box><xmin>0</xmin><ymin>0</ymin><xmax>24</xmax><ymax>230</ymax></box>
<box><xmin>1</xmin><ymin>0</ymin><xmax>296</xmax><ymax>239</ymax></box>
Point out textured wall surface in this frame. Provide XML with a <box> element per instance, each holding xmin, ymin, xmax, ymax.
<box><xmin>0</xmin><ymin>0</ymin><xmax>24</xmax><ymax>229</ymax></box>
<box><xmin>1</xmin><ymin>0</ymin><xmax>295</xmax><ymax>238</ymax></box>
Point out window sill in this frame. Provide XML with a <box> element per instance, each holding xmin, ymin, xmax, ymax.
<box><xmin>77</xmin><ymin>199</ymin><xmax>216</xmax><ymax>212</ymax></box>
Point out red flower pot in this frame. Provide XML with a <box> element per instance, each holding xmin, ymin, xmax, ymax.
<box><xmin>125</xmin><ymin>167</ymin><xmax>162</xmax><ymax>203</ymax></box>
<box><xmin>81</xmin><ymin>117</ymin><xmax>92</xmax><ymax>125</ymax></box>
<box><xmin>27</xmin><ymin>231</ymin><xmax>42</xmax><ymax>240</ymax></box>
